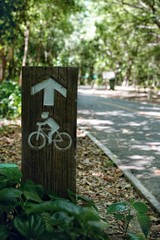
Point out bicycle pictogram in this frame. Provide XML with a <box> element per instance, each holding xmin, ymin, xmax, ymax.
<box><xmin>28</xmin><ymin>112</ymin><xmax>72</xmax><ymax>150</ymax></box>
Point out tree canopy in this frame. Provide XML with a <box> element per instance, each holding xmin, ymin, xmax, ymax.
<box><xmin>0</xmin><ymin>0</ymin><xmax>159</xmax><ymax>87</ymax></box>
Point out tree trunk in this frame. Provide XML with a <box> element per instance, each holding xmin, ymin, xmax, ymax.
<box><xmin>19</xmin><ymin>22</ymin><xmax>30</xmax><ymax>85</ymax></box>
<box><xmin>123</xmin><ymin>59</ymin><xmax>133</xmax><ymax>86</ymax></box>
<box><xmin>7</xmin><ymin>45</ymin><xmax>15</xmax><ymax>79</ymax></box>
<box><xmin>0</xmin><ymin>48</ymin><xmax>7</xmax><ymax>82</ymax></box>
<box><xmin>123</xmin><ymin>46</ymin><xmax>139</xmax><ymax>86</ymax></box>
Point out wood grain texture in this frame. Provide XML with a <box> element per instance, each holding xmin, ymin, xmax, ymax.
<box><xmin>22</xmin><ymin>67</ymin><xmax>78</xmax><ymax>196</ymax></box>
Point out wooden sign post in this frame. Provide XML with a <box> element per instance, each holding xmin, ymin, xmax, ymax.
<box><xmin>22</xmin><ymin>67</ymin><xmax>78</xmax><ymax>197</ymax></box>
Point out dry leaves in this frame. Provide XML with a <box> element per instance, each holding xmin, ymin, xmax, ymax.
<box><xmin>0</xmin><ymin>124</ymin><xmax>21</xmax><ymax>166</ymax></box>
<box><xmin>0</xmin><ymin>124</ymin><xmax>160</xmax><ymax>239</ymax></box>
<box><xmin>77</xmin><ymin>129</ymin><xmax>138</xmax><ymax>205</ymax></box>
<box><xmin>76</xmin><ymin>129</ymin><xmax>160</xmax><ymax>240</ymax></box>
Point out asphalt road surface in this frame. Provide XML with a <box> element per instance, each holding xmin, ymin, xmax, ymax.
<box><xmin>77</xmin><ymin>87</ymin><xmax>160</xmax><ymax>203</ymax></box>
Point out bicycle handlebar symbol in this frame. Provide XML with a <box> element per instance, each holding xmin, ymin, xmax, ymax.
<box><xmin>28</xmin><ymin>124</ymin><xmax>72</xmax><ymax>150</ymax></box>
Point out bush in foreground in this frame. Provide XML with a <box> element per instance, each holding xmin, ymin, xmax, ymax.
<box><xmin>0</xmin><ymin>164</ymin><xmax>150</xmax><ymax>240</ymax></box>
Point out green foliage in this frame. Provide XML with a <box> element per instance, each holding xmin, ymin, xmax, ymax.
<box><xmin>107</xmin><ymin>200</ymin><xmax>151</xmax><ymax>239</ymax></box>
<box><xmin>1</xmin><ymin>0</ymin><xmax>160</xmax><ymax>87</ymax></box>
<box><xmin>0</xmin><ymin>163</ymin><xmax>22</xmax><ymax>189</ymax></box>
<box><xmin>0</xmin><ymin>165</ymin><xmax>108</xmax><ymax>240</ymax></box>
<box><xmin>127</xmin><ymin>233</ymin><xmax>148</xmax><ymax>240</ymax></box>
<box><xmin>0</xmin><ymin>81</ymin><xmax>21</xmax><ymax>119</ymax></box>
<box><xmin>0</xmin><ymin>0</ymin><xmax>26</xmax><ymax>44</ymax></box>
<box><xmin>0</xmin><ymin>165</ymin><xmax>151</xmax><ymax>239</ymax></box>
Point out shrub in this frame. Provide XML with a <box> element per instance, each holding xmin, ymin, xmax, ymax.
<box><xmin>0</xmin><ymin>164</ymin><xmax>150</xmax><ymax>240</ymax></box>
<box><xmin>0</xmin><ymin>164</ymin><xmax>108</xmax><ymax>240</ymax></box>
<box><xmin>0</xmin><ymin>81</ymin><xmax>21</xmax><ymax>119</ymax></box>
<box><xmin>107</xmin><ymin>201</ymin><xmax>151</xmax><ymax>239</ymax></box>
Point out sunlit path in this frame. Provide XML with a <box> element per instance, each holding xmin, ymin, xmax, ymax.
<box><xmin>78</xmin><ymin>87</ymin><xmax>160</xmax><ymax>202</ymax></box>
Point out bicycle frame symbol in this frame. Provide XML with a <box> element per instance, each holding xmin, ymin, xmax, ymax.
<box><xmin>28</xmin><ymin>124</ymin><xmax>72</xmax><ymax>150</ymax></box>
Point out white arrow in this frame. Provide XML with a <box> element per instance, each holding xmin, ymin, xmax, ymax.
<box><xmin>31</xmin><ymin>78</ymin><xmax>67</xmax><ymax>106</ymax></box>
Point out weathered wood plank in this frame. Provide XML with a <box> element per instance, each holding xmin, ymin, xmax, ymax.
<box><xmin>22</xmin><ymin>67</ymin><xmax>78</xmax><ymax>196</ymax></box>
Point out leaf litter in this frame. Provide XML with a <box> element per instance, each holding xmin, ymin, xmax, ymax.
<box><xmin>0</xmin><ymin>122</ymin><xmax>160</xmax><ymax>239</ymax></box>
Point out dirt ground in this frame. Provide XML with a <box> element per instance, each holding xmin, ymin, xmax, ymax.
<box><xmin>0</xmin><ymin>122</ymin><xmax>160</xmax><ymax>239</ymax></box>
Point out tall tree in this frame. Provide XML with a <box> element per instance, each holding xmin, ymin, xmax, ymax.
<box><xmin>0</xmin><ymin>0</ymin><xmax>27</xmax><ymax>80</ymax></box>
<box><xmin>64</xmin><ymin>0</ymin><xmax>160</xmax><ymax>86</ymax></box>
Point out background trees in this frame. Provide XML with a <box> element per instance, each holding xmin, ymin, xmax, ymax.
<box><xmin>0</xmin><ymin>0</ymin><xmax>76</xmax><ymax>82</ymax></box>
<box><xmin>0</xmin><ymin>0</ymin><xmax>159</xmax><ymax>87</ymax></box>
<box><xmin>0</xmin><ymin>0</ymin><xmax>27</xmax><ymax>81</ymax></box>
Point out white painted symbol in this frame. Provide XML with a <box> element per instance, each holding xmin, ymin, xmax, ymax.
<box><xmin>31</xmin><ymin>78</ymin><xmax>67</xmax><ymax>106</ymax></box>
<box><xmin>28</xmin><ymin>112</ymin><xmax>72</xmax><ymax>150</ymax></box>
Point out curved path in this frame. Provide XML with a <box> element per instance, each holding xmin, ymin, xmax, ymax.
<box><xmin>77</xmin><ymin>86</ymin><xmax>160</xmax><ymax>212</ymax></box>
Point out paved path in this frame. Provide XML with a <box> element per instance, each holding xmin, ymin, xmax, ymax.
<box><xmin>77</xmin><ymin>86</ymin><xmax>160</xmax><ymax>212</ymax></box>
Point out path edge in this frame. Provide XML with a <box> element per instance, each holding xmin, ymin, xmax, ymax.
<box><xmin>79</xmin><ymin>126</ymin><xmax>160</xmax><ymax>214</ymax></box>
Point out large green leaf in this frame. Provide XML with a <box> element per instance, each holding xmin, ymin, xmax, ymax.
<box><xmin>25</xmin><ymin>199</ymin><xmax>81</xmax><ymax>216</ymax></box>
<box><xmin>137</xmin><ymin>214</ymin><xmax>150</xmax><ymax>238</ymax></box>
<box><xmin>14</xmin><ymin>214</ymin><xmax>74</xmax><ymax>240</ymax></box>
<box><xmin>127</xmin><ymin>233</ymin><xmax>146</xmax><ymax>240</ymax></box>
<box><xmin>21</xmin><ymin>180</ymin><xmax>44</xmax><ymax>199</ymax></box>
<box><xmin>20</xmin><ymin>180</ymin><xmax>44</xmax><ymax>204</ymax></box>
<box><xmin>24</xmin><ymin>201</ymin><xmax>55</xmax><ymax>215</ymax></box>
<box><xmin>79</xmin><ymin>207</ymin><xmax>100</xmax><ymax>222</ymax></box>
<box><xmin>0</xmin><ymin>164</ymin><xmax>18</xmax><ymax>169</ymax></box>
<box><xmin>41</xmin><ymin>212</ymin><xmax>55</xmax><ymax>232</ymax></box>
<box><xmin>23</xmin><ymin>190</ymin><xmax>42</xmax><ymax>203</ymax></box>
<box><xmin>0</xmin><ymin>225</ymin><xmax>9</xmax><ymax>240</ymax></box>
<box><xmin>132</xmin><ymin>202</ymin><xmax>148</xmax><ymax>214</ymax></box>
<box><xmin>0</xmin><ymin>187</ymin><xmax>22</xmax><ymax>214</ymax></box>
<box><xmin>87</xmin><ymin>220</ymin><xmax>108</xmax><ymax>230</ymax></box>
<box><xmin>107</xmin><ymin>202</ymin><xmax>128</xmax><ymax>214</ymax></box>
<box><xmin>51</xmin><ymin>211</ymin><xmax>74</xmax><ymax>227</ymax></box>
<box><xmin>0</xmin><ymin>188</ymin><xmax>22</xmax><ymax>204</ymax></box>
<box><xmin>13</xmin><ymin>214</ymin><xmax>46</xmax><ymax>239</ymax></box>
<box><xmin>114</xmin><ymin>213</ymin><xmax>125</xmax><ymax>221</ymax></box>
<box><xmin>0</xmin><ymin>164</ymin><xmax>22</xmax><ymax>189</ymax></box>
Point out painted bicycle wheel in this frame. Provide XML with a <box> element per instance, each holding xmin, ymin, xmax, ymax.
<box><xmin>54</xmin><ymin>132</ymin><xmax>72</xmax><ymax>150</ymax></box>
<box><xmin>28</xmin><ymin>131</ymin><xmax>46</xmax><ymax>150</ymax></box>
